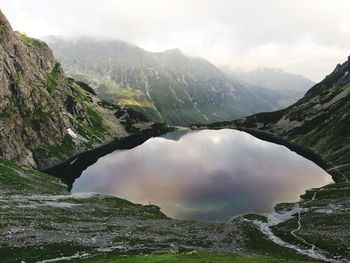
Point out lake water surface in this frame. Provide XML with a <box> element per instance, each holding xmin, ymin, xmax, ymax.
<box><xmin>72</xmin><ymin>129</ymin><xmax>332</xmax><ymax>222</ymax></box>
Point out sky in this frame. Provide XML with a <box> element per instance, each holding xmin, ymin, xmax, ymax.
<box><xmin>2</xmin><ymin>0</ymin><xmax>350</xmax><ymax>81</ymax></box>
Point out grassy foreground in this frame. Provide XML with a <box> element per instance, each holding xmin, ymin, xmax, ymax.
<box><xmin>78</xmin><ymin>252</ymin><xmax>314</xmax><ymax>263</ymax></box>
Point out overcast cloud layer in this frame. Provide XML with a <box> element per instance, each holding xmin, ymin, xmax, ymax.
<box><xmin>2</xmin><ymin>0</ymin><xmax>350</xmax><ymax>81</ymax></box>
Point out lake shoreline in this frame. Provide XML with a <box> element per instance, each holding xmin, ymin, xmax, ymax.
<box><xmin>193</xmin><ymin>125</ymin><xmax>340</xmax><ymax>183</ymax></box>
<box><xmin>44</xmin><ymin>124</ymin><xmax>176</xmax><ymax>190</ymax></box>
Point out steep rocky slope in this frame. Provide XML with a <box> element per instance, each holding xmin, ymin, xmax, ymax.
<box><xmin>45</xmin><ymin>37</ymin><xmax>288</xmax><ymax>125</ymax></box>
<box><xmin>201</xmin><ymin>57</ymin><xmax>350</xmax><ymax>182</ymax></box>
<box><xmin>0</xmin><ymin>11</ymin><xmax>153</xmax><ymax>170</ymax></box>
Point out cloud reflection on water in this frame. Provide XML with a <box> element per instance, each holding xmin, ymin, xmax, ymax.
<box><xmin>73</xmin><ymin>129</ymin><xmax>332</xmax><ymax>222</ymax></box>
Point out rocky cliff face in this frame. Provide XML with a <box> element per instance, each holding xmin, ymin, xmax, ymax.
<box><xmin>0</xmin><ymin>10</ymin><xmax>151</xmax><ymax>169</ymax></box>
<box><xmin>205</xmin><ymin>57</ymin><xmax>350</xmax><ymax>182</ymax></box>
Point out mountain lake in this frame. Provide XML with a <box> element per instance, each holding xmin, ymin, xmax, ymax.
<box><xmin>72</xmin><ymin>129</ymin><xmax>332</xmax><ymax>222</ymax></box>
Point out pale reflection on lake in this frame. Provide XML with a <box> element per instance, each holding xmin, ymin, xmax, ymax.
<box><xmin>72</xmin><ymin>129</ymin><xmax>332</xmax><ymax>222</ymax></box>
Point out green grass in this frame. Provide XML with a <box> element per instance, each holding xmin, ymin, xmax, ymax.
<box><xmin>274</xmin><ymin>202</ymin><xmax>296</xmax><ymax>212</ymax></box>
<box><xmin>96</xmin><ymin>81</ymin><xmax>163</xmax><ymax>122</ymax></box>
<box><xmin>0</xmin><ymin>247</ymin><xmax>317</xmax><ymax>263</ymax></box>
<box><xmin>32</xmin><ymin>133</ymin><xmax>76</xmax><ymax>163</ymax></box>
<box><xmin>77</xmin><ymin>252</ymin><xmax>314</xmax><ymax>263</ymax></box>
<box><xmin>72</xmin><ymin>104</ymin><xmax>110</xmax><ymax>147</ymax></box>
<box><xmin>74</xmin><ymin>118</ymin><xmax>107</xmax><ymax>147</ymax></box>
<box><xmin>0</xmin><ymin>158</ymin><xmax>66</xmax><ymax>194</ymax></box>
<box><xmin>97</xmin><ymin>81</ymin><xmax>154</xmax><ymax>108</ymax></box>
<box><xmin>238</xmin><ymin>221</ymin><xmax>314</xmax><ymax>262</ymax></box>
<box><xmin>16</xmin><ymin>31</ymin><xmax>44</xmax><ymax>47</ymax></box>
<box><xmin>65</xmin><ymin>195</ymin><xmax>133</xmax><ymax>207</ymax></box>
<box><xmin>270</xmin><ymin>219</ymin><xmax>300</xmax><ymax>246</ymax></box>
<box><xmin>322</xmin><ymin>182</ymin><xmax>350</xmax><ymax>189</ymax></box>
<box><xmin>46</xmin><ymin>62</ymin><xmax>62</xmax><ymax>93</ymax></box>
<box><xmin>0</xmin><ymin>160</ymin><xmax>31</xmax><ymax>190</ymax></box>
<box><xmin>271</xmin><ymin>182</ymin><xmax>350</xmax><ymax>260</ymax></box>
<box><xmin>86</xmin><ymin>106</ymin><xmax>107</xmax><ymax>134</ymax></box>
<box><xmin>296</xmin><ymin>231</ymin><xmax>350</xmax><ymax>258</ymax></box>
<box><xmin>0</xmin><ymin>243</ymin><xmax>93</xmax><ymax>263</ymax></box>
<box><xmin>301</xmin><ymin>187</ymin><xmax>350</xmax><ymax>201</ymax></box>
<box><xmin>63</xmin><ymin>195</ymin><xmax>167</xmax><ymax>220</ymax></box>
<box><xmin>272</xmin><ymin>209</ymin><xmax>350</xmax><ymax>259</ymax></box>
<box><xmin>68</xmin><ymin>81</ymin><xmax>91</xmax><ymax>102</ymax></box>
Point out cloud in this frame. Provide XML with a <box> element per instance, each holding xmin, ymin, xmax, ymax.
<box><xmin>2</xmin><ymin>0</ymin><xmax>350</xmax><ymax>81</ymax></box>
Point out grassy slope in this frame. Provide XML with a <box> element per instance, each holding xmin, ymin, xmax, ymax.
<box><xmin>0</xmin><ymin>159</ymin><xmax>67</xmax><ymax>194</ymax></box>
<box><xmin>271</xmin><ymin>182</ymin><xmax>350</xmax><ymax>260</ymax></box>
<box><xmin>97</xmin><ymin>82</ymin><xmax>163</xmax><ymax>123</ymax></box>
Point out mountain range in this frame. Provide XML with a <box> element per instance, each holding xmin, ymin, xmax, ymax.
<box><xmin>45</xmin><ymin>37</ymin><xmax>314</xmax><ymax>125</ymax></box>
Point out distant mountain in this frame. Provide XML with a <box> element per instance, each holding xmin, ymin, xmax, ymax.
<box><xmin>46</xmin><ymin>37</ymin><xmax>292</xmax><ymax>125</ymax></box>
<box><xmin>227</xmin><ymin>67</ymin><xmax>314</xmax><ymax>108</ymax></box>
